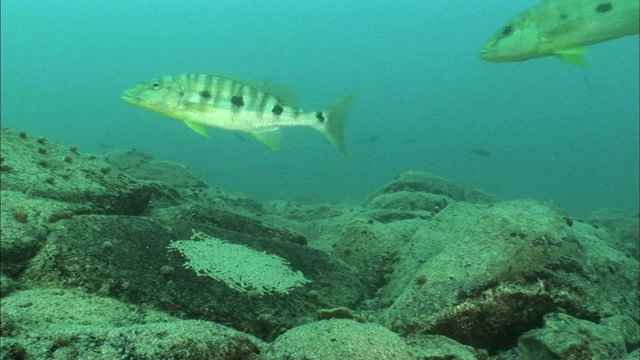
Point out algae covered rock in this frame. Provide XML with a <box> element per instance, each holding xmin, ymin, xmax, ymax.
<box><xmin>589</xmin><ymin>208</ymin><xmax>639</xmax><ymax>258</ymax></box>
<box><xmin>363</xmin><ymin>171</ymin><xmax>500</xmax><ymax>210</ymax></box>
<box><xmin>264</xmin><ymin>319</ymin><xmax>414</xmax><ymax>360</ymax></box>
<box><xmin>104</xmin><ymin>148</ymin><xmax>207</xmax><ymax>188</ymax></box>
<box><xmin>378</xmin><ymin>199</ymin><xmax>638</xmax><ymax>352</ymax></box>
<box><xmin>2</xmin><ymin>126</ymin><xmax>637</xmax><ymax>358</ymax></box>
<box><xmin>333</xmin><ymin>216</ymin><xmax>420</xmax><ymax>295</ymax></box>
<box><xmin>0</xmin><ymin>127</ymin><xmax>152</xmax><ymax>215</ymax></box>
<box><xmin>517</xmin><ymin>313</ymin><xmax>634</xmax><ymax>360</ymax></box>
<box><xmin>24</xmin><ymin>215</ymin><xmax>364</xmax><ymax>341</ymax></box>
<box><xmin>0</xmin><ymin>288</ymin><xmax>265</xmax><ymax>360</ymax></box>
<box><xmin>405</xmin><ymin>334</ymin><xmax>488</xmax><ymax>360</ymax></box>
<box><xmin>0</xmin><ymin>191</ymin><xmax>92</xmax><ymax>276</ymax></box>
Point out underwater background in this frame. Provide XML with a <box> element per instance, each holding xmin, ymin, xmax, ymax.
<box><xmin>2</xmin><ymin>0</ymin><xmax>638</xmax><ymax>218</ymax></box>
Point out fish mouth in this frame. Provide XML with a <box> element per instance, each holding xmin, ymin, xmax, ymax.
<box><xmin>121</xmin><ymin>91</ymin><xmax>139</xmax><ymax>105</ymax></box>
<box><xmin>480</xmin><ymin>52</ymin><xmax>492</xmax><ymax>61</ymax></box>
<box><xmin>479</xmin><ymin>44</ymin><xmax>494</xmax><ymax>60</ymax></box>
<box><xmin>479</xmin><ymin>48</ymin><xmax>499</xmax><ymax>62</ymax></box>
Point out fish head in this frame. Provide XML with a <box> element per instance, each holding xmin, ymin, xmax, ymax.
<box><xmin>480</xmin><ymin>14</ymin><xmax>542</xmax><ymax>63</ymax></box>
<box><xmin>122</xmin><ymin>76</ymin><xmax>184</xmax><ymax>117</ymax></box>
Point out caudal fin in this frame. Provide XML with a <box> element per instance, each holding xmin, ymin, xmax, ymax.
<box><xmin>321</xmin><ymin>92</ymin><xmax>360</xmax><ymax>157</ymax></box>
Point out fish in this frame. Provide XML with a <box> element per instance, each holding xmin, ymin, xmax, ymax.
<box><xmin>470</xmin><ymin>147</ymin><xmax>492</xmax><ymax>157</ymax></box>
<box><xmin>353</xmin><ymin>135</ymin><xmax>379</xmax><ymax>144</ymax></box>
<box><xmin>480</xmin><ymin>0</ymin><xmax>639</xmax><ymax>66</ymax></box>
<box><xmin>122</xmin><ymin>73</ymin><xmax>359</xmax><ymax>156</ymax></box>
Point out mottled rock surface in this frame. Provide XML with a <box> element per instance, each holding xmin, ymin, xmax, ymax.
<box><xmin>2</xmin><ymin>127</ymin><xmax>638</xmax><ymax>359</ymax></box>
<box><xmin>264</xmin><ymin>319</ymin><xmax>415</xmax><ymax>360</ymax></box>
<box><xmin>0</xmin><ymin>288</ymin><xmax>265</xmax><ymax>360</ymax></box>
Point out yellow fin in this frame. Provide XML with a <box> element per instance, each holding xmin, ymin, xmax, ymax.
<box><xmin>251</xmin><ymin>129</ymin><xmax>282</xmax><ymax>150</ymax></box>
<box><xmin>556</xmin><ymin>48</ymin><xmax>587</xmax><ymax>67</ymax></box>
<box><xmin>321</xmin><ymin>92</ymin><xmax>360</xmax><ymax>158</ymax></box>
<box><xmin>185</xmin><ymin>121</ymin><xmax>209</xmax><ymax>137</ymax></box>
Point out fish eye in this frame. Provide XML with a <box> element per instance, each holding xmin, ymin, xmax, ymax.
<box><xmin>501</xmin><ymin>25</ymin><xmax>514</xmax><ymax>38</ymax></box>
<box><xmin>151</xmin><ymin>82</ymin><xmax>162</xmax><ymax>90</ymax></box>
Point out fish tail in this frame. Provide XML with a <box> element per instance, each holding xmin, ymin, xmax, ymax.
<box><xmin>320</xmin><ymin>92</ymin><xmax>359</xmax><ymax>157</ymax></box>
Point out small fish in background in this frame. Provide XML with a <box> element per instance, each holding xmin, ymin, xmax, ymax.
<box><xmin>96</xmin><ymin>143</ymin><xmax>115</xmax><ymax>150</ymax></box>
<box><xmin>122</xmin><ymin>73</ymin><xmax>359</xmax><ymax>156</ymax></box>
<box><xmin>353</xmin><ymin>135</ymin><xmax>379</xmax><ymax>145</ymax></box>
<box><xmin>480</xmin><ymin>0</ymin><xmax>639</xmax><ymax>66</ymax></box>
<box><xmin>470</xmin><ymin>147</ymin><xmax>492</xmax><ymax>157</ymax></box>
<box><xmin>582</xmin><ymin>76</ymin><xmax>593</xmax><ymax>91</ymax></box>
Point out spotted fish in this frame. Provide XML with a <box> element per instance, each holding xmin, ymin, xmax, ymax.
<box><xmin>122</xmin><ymin>73</ymin><xmax>359</xmax><ymax>156</ymax></box>
<box><xmin>480</xmin><ymin>0</ymin><xmax>639</xmax><ymax>65</ymax></box>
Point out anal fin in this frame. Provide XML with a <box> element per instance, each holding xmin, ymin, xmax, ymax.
<box><xmin>251</xmin><ymin>129</ymin><xmax>282</xmax><ymax>150</ymax></box>
<box><xmin>185</xmin><ymin>121</ymin><xmax>210</xmax><ymax>137</ymax></box>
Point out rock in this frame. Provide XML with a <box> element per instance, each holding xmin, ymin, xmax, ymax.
<box><xmin>599</xmin><ymin>315</ymin><xmax>640</xmax><ymax>352</ymax></box>
<box><xmin>24</xmin><ymin>215</ymin><xmax>364</xmax><ymax>341</ymax></box>
<box><xmin>364</xmin><ymin>171</ymin><xmax>467</xmax><ymax>204</ymax></box>
<box><xmin>624</xmin><ymin>349</ymin><xmax>640</xmax><ymax>360</ymax></box>
<box><xmin>378</xmin><ymin>199</ymin><xmax>639</xmax><ymax>352</ymax></box>
<box><xmin>261</xmin><ymin>201</ymin><xmax>364</xmax><ymax>252</ymax></box>
<box><xmin>0</xmin><ymin>127</ymin><xmax>152</xmax><ymax>215</ymax></box>
<box><xmin>2</xmin><ymin>126</ymin><xmax>638</xmax><ymax>358</ymax></box>
<box><xmin>517</xmin><ymin>313</ymin><xmax>628</xmax><ymax>360</ymax></box>
<box><xmin>589</xmin><ymin>208</ymin><xmax>639</xmax><ymax>259</ymax></box>
<box><xmin>263</xmin><ymin>319</ymin><xmax>414</xmax><ymax>360</ymax></box>
<box><xmin>405</xmin><ymin>334</ymin><xmax>488</xmax><ymax>360</ymax></box>
<box><xmin>365</xmin><ymin>191</ymin><xmax>450</xmax><ymax>213</ymax></box>
<box><xmin>333</xmin><ymin>217</ymin><xmax>419</xmax><ymax>295</ymax></box>
<box><xmin>103</xmin><ymin>148</ymin><xmax>152</xmax><ymax>170</ymax></box>
<box><xmin>152</xmin><ymin>204</ymin><xmax>307</xmax><ymax>245</ymax></box>
<box><xmin>0</xmin><ymin>273</ymin><xmax>17</xmax><ymax>297</ymax></box>
<box><xmin>0</xmin><ymin>288</ymin><xmax>265</xmax><ymax>359</ymax></box>
<box><xmin>0</xmin><ymin>191</ymin><xmax>95</xmax><ymax>275</ymax></box>
<box><xmin>363</xmin><ymin>171</ymin><xmax>500</xmax><ymax>209</ymax></box>
<box><xmin>104</xmin><ymin>149</ymin><xmax>207</xmax><ymax>188</ymax></box>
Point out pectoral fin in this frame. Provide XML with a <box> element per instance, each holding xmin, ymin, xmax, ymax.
<box><xmin>251</xmin><ymin>129</ymin><xmax>282</xmax><ymax>150</ymax></box>
<box><xmin>556</xmin><ymin>48</ymin><xmax>586</xmax><ymax>67</ymax></box>
<box><xmin>185</xmin><ymin>121</ymin><xmax>210</xmax><ymax>137</ymax></box>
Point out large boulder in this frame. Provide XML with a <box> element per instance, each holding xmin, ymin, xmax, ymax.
<box><xmin>24</xmin><ymin>214</ymin><xmax>363</xmax><ymax>341</ymax></box>
<box><xmin>0</xmin><ymin>288</ymin><xmax>265</xmax><ymax>360</ymax></box>
<box><xmin>372</xmin><ymin>199</ymin><xmax>638</xmax><ymax>352</ymax></box>
<box><xmin>264</xmin><ymin>319</ymin><xmax>414</xmax><ymax>360</ymax></box>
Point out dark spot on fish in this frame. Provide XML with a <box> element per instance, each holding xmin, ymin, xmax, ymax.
<box><xmin>595</xmin><ymin>2</ymin><xmax>612</xmax><ymax>12</ymax></box>
<box><xmin>271</xmin><ymin>105</ymin><xmax>284</xmax><ymax>115</ymax></box>
<box><xmin>200</xmin><ymin>90</ymin><xmax>211</xmax><ymax>99</ymax></box>
<box><xmin>316</xmin><ymin>111</ymin><xmax>325</xmax><ymax>122</ymax></box>
<box><xmin>501</xmin><ymin>25</ymin><xmax>514</xmax><ymax>38</ymax></box>
<box><xmin>559</xmin><ymin>13</ymin><xmax>568</xmax><ymax>20</ymax></box>
<box><xmin>231</xmin><ymin>95</ymin><xmax>244</xmax><ymax>107</ymax></box>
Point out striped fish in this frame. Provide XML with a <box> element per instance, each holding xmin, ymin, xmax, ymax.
<box><xmin>480</xmin><ymin>0</ymin><xmax>639</xmax><ymax>66</ymax></box>
<box><xmin>122</xmin><ymin>73</ymin><xmax>358</xmax><ymax>156</ymax></box>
